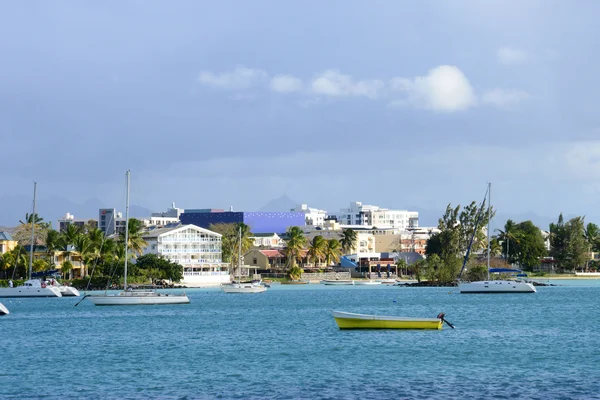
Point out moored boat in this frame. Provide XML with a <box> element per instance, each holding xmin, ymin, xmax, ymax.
<box><xmin>86</xmin><ymin>290</ymin><xmax>190</xmax><ymax>305</ymax></box>
<box><xmin>353</xmin><ymin>280</ymin><xmax>382</xmax><ymax>285</ymax></box>
<box><xmin>0</xmin><ymin>279</ymin><xmax>62</xmax><ymax>298</ymax></box>
<box><xmin>0</xmin><ymin>302</ymin><xmax>9</xmax><ymax>315</ymax></box>
<box><xmin>320</xmin><ymin>279</ymin><xmax>354</xmax><ymax>285</ymax></box>
<box><xmin>332</xmin><ymin>311</ymin><xmax>443</xmax><ymax>330</ymax></box>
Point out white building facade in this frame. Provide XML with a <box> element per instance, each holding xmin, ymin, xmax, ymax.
<box><xmin>291</xmin><ymin>204</ymin><xmax>328</xmax><ymax>227</ymax></box>
<box><xmin>333</xmin><ymin>201</ymin><xmax>418</xmax><ymax>230</ymax></box>
<box><xmin>142</xmin><ymin>224</ymin><xmax>230</xmax><ymax>287</ymax></box>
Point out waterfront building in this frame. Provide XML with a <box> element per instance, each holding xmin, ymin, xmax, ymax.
<box><xmin>0</xmin><ymin>232</ymin><xmax>17</xmax><ymax>254</ymax></box>
<box><xmin>244</xmin><ymin>248</ymin><xmax>309</xmax><ymax>270</ymax></box>
<box><xmin>180</xmin><ymin>211</ymin><xmax>306</xmax><ymax>234</ymax></box>
<box><xmin>141</xmin><ymin>224</ymin><xmax>229</xmax><ymax>287</ymax></box>
<box><xmin>58</xmin><ymin>213</ymin><xmax>97</xmax><ymax>233</ymax></box>
<box><xmin>332</xmin><ymin>201</ymin><xmax>418</xmax><ymax>229</ymax></box>
<box><xmin>291</xmin><ymin>204</ymin><xmax>328</xmax><ymax>227</ymax></box>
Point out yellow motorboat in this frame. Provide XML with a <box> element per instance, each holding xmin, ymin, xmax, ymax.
<box><xmin>332</xmin><ymin>311</ymin><xmax>448</xmax><ymax>330</ymax></box>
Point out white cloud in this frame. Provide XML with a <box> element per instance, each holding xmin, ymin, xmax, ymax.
<box><xmin>497</xmin><ymin>46</ymin><xmax>529</xmax><ymax>65</ymax></box>
<box><xmin>198</xmin><ymin>66</ymin><xmax>268</xmax><ymax>90</ymax></box>
<box><xmin>270</xmin><ymin>74</ymin><xmax>303</xmax><ymax>93</ymax></box>
<box><xmin>310</xmin><ymin>69</ymin><xmax>384</xmax><ymax>99</ymax></box>
<box><xmin>390</xmin><ymin>65</ymin><xmax>477</xmax><ymax>112</ymax></box>
<box><xmin>482</xmin><ymin>89</ymin><xmax>530</xmax><ymax>106</ymax></box>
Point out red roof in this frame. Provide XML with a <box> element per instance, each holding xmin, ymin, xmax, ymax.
<box><xmin>260</xmin><ymin>250</ymin><xmax>283</xmax><ymax>257</ymax></box>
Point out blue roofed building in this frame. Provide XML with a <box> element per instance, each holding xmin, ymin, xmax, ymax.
<box><xmin>179</xmin><ymin>211</ymin><xmax>306</xmax><ymax>234</ymax></box>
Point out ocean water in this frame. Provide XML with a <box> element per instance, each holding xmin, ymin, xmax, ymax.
<box><xmin>1</xmin><ymin>281</ymin><xmax>600</xmax><ymax>400</ymax></box>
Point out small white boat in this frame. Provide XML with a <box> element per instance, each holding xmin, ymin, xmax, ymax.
<box><xmin>221</xmin><ymin>282</ymin><xmax>267</xmax><ymax>294</ymax></box>
<box><xmin>377</xmin><ymin>279</ymin><xmax>397</xmax><ymax>284</ymax></box>
<box><xmin>46</xmin><ymin>279</ymin><xmax>81</xmax><ymax>297</ymax></box>
<box><xmin>458</xmin><ymin>280</ymin><xmax>536</xmax><ymax>293</ymax></box>
<box><xmin>320</xmin><ymin>279</ymin><xmax>354</xmax><ymax>285</ymax></box>
<box><xmin>0</xmin><ymin>279</ymin><xmax>62</xmax><ymax>298</ymax></box>
<box><xmin>575</xmin><ymin>272</ymin><xmax>600</xmax><ymax>276</ymax></box>
<box><xmin>353</xmin><ymin>280</ymin><xmax>382</xmax><ymax>285</ymax></box>
<box><xmin>0</xmin><ymin>302</ymin><xmax>9</xmax><ymax>315</ymax></box>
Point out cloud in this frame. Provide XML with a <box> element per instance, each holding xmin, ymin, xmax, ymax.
<box><xmin>198</xmin><ymin>66</ymin><xmax>268</xmax><ymax>90</ymax></box>
<box><xmin>497</xmin><ymin>46</ymin><xmax>529</xmax><ymax>65</ymax></box>
<box><xmin>270</xmin><ymin>74</ymin><xmax>303</xmax><ymax>93</ymax></box>
<box><xmin>197</xmin><ymin>65</ymin><xmax>526</xmax><ymax>112</ymax></box>
<box><xmin>389</xmin><ymin>65</ymin><xmax>477</xmax><ymax>112</ymax></box>
<box><xmin>310</xmin><ymin>70</ymin><xmax>384</xmax><ymax>99</ymax></box>
<box><xmin>482</xmin><ymin>89</ymin><xmax>530</xmax><ymax>106</ymax></box>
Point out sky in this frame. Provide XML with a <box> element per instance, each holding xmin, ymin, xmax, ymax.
<box><xmin>2</xmin><ymin>0</ymin><xmax>600</xmax><ymax>227</ymax></box>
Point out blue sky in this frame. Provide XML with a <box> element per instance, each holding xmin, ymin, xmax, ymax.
<box><xmin>2</xmin><ymin>0</ymin><xmax>600</xmax><ymax>226</ymax></box>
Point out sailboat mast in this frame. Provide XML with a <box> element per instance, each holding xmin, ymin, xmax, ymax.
<box><xmin>28</xmin><ymin>182</ymin><xmax>37</xmax><ymax>280</ymax></box>
<box><xmin>238</xmin><ymin>226</ymin><xmax>242</xmax><ymax>282</ymax></box>
<box><xmin>123</xmin><ymin>170</ymin><xmax>130</xmax><ymax>291</ymax></box>
<box><xmin>487</xmin><ymin>182</ymin><xmax>491</xmax><ymax>281</ymax></box>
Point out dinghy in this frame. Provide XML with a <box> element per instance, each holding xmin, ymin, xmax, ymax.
<box><xmin>332</xmin><ymin>311</ymin><xmax>453</xmax><ymax>330</ymax></box>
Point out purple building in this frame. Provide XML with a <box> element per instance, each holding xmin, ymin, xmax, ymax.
<box><xmin>180</xmin><ymin>211</ymin><xmax>306</xmax><ymax>234</ymax></box>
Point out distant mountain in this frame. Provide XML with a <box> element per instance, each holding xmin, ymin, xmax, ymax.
<box><xmin>0</xmin><ymin>194</ymin><xmax>153</xmax><ymax>228</ymax></box>
<box><xmin>258</xmin><ymin>194</ymin><xmax>299</xmax><ymax>212</ymax></box>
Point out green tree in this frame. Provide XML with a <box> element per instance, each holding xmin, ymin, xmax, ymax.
<box><xmin>44</xmin><ymin>229</ymin><xmax>63</xmax><ymax>266</ymax></box>
<box><xmin>307</xmin><ymin>236</ymin><xmax>327</xmax><ymax>266</ymax></box>
<box><xmin>61</xmin><ymin>260</ymin><xmax>74</xmax><ymax>280</ymax></box>
<box><xmin>119</xmin><ymin>218</ymin><xmax>148</xmax><ymax>256</ymax></box>
<box><xmin>283</xmin><ymin>226</ymin><xmax>307</xmax><ymax>269</ymax></box>
<box><xmin>135</xmin><ymin>253</ymin><xmax>184</xmax><ymax>283</ymax></box>
<box><xmin>549</xmin><ymin>213</ymin><xmax>567</xmax><ymax>267</ymax></box>
<box><xmin>584</xmin><ymin>222</ymin><xmax>600</xmax><ymax>270</ymax></box>
<box><xmin>395</xmin><ymin>257</ymin><xmax>407</xmax><ymax>277</ymax></box>
<box><xmin>562</xmin><ymin>217</ymin><xmax>588</xmax><ymax>271</ymax></box>
<box><xmin>32</xmin><ymin>258</ymin><xmax>48</xmax><ymax>273</ymax></box>
<box><xmin>509</xmin><ymin>221</ymin><xmax>547</xmax><ymax>271</ymax></box>
<box><xmin>496</xmin><ymin>219</ymin><xmax>518</xmax><ymax>263</ymax></box>
<box><xmin>324</xmin><ymin>239</ymin><xmax>342</xmax><ymax>266</ymax></box>
<box><xmin>208</xmin><ymin>223</ymin><xmax>253</xmax><ymax>267</ymax></box>
<box><xmin>340</xmin><ymin>228</ymin><xmax>358</xmax><ymax>254</ymax></box>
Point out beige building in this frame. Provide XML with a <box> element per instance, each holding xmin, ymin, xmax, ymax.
<box><xmin>0</xmin><ymin>232</ymin><xmax>17</xmax><ymax>254</ymax></box>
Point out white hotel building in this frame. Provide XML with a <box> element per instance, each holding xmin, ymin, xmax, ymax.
<box><xmin>142</xmin><ymin>224</ymin><xmax>230</xmax><ymax>287</ymax></box>
<box><xmin>291</xmin><ymin>204</ymin><xmax>329</xmax><ymax>227</ymax></box>
<box><xmin>333</xmin><ymin>201</ymin><xmax>419</xmax><ymax>230</ymax></box>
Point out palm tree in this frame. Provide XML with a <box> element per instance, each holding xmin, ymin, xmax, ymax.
<box><xmin>119</xmin><ymin>218</ymin><xmax>148</xmax><ymax>256</ymax></box>
<box><xmin>307</xmin><ymin>236</ymin><xmax>327</xmax><ymax>267</ymax></box>
<box><xmin>45</xmin><ymin>229</ymin><xmax>63</xmax><ymax>267</ymax></box>
<box><xmin>20</xmin><ymin>213</ymin><xmax>44</xmax><ymax>225</ymax></box>
<box><xmin>340</xmin><ymin>228</ymin><xmax>358</xmax><ymax>254</ymax></box>
<box><xmin>283</xmin><ymin>226</ymin><xmax>307</xmax><ymax>269</ymax></box>
<box><xmin>324</xmin><ymin>239</ymin><xmax>342</xmax><ymax>266</ymax></box>
<box><xmin>495</xmin><ymin>219</ymin><xmax>517</xmax><ymax>263</ymax></box>
<box><xmin>61</xmin><ymin>260</ymin><xmax>74</xmax><ymax>280</ymax></box>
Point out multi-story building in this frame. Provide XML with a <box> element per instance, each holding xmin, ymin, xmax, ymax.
<box><xmin>99</xmin><ymin>208</ymin><xmax>126</xmax><ymax>236</ymax></box>
<box><xmin>180</xmin><ymin>211</ymin><xmax>305</xmax><ymax>234</ymax></box>
<box><xmin>291</xmin><ymin>204</ymin><xmax>328</xmax><ymax>227</ymax></box>
<box><xmin>332</xmin><ymin>201</ymin><xmax>418</xmax><ymax>230</ymax></box>
<box><xmin>141</xmin><ymin>224</ymin><xmax>229</xmax><ymax>287</ymax></box>
<box><xmin>58</xmin><ymin>213</ymin><xmax>98</xmax><ymax>232</ymax></box>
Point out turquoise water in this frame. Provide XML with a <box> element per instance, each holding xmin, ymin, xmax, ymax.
<box><xmin>2</xmin><ymin>282</ymin><xmax>600</xmax><ymax>399</ymax></box>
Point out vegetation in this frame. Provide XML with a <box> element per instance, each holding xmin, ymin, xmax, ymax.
<box><xmin>208</xmin><ymin>222</ymin><xmax>253</xmax><ymax>267</ymax></box>
<box><xmin>283</xmin><ymin>226</ymin><xmax>307</xmax><ymax>269</ymax></box>
<box><xmin>340</xmin><ymin>228</ymin><xmax>358</xmax><ymax>254</ymax></box>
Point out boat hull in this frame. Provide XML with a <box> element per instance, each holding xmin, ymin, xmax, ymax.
<box><xmin>353</xmin><ymin>281</ymin><xmax>382</xmax><ymax>285</ymax></box>
<box><xmin>221</xmin><ymin>284</ymin><xmax>267</xmax><ymax>293</ymax></box>
<box><xmin>332</xmin><ymin>311</ymin><xmax>442</xmax><ymax>330</ymax></box>
<box><xmin>0</xmin><ymin>302</ymin><xmax>9</xmax><ymax>315</ymax></box>
<box><xmin>458</xmin><ymin>280</ymin><xmax>536</xmax><ymax>293</ymax></box>
<box><xmin>59</xmin><ymin>286</ymin><xmax>81</xmax><ymax>297</ymax></box>
<box><xmin>0</xmin><ymin>286</ymin><xmax>62</xmax><ymax>298</ymax></box>
<box><xmin>321</xmin><ymin>280</ymin><xmax>354</xmax><ymax>285</ymax></box>
<box><xmin>86</xmin><ymin>292</ymin><xmax>190</xmax><ymax>305</ymax></box>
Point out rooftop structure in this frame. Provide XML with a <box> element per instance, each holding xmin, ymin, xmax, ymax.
<box><xmin>291</xmin><ymin>204</ymin><xmax>328</xmax><ymax>227</ymax></box>
<box><xmin>180</xmin><ymin>211</ymin><xmax>306</xmax><ymax>234</ymax></box>
<box><xmin>331</xmin><ymin>201</ymin><xmax>418</xmax><ymax>230</ymax></box>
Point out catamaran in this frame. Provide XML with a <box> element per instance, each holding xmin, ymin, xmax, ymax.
<box><xmin>458</xmin><ymin>183</ymin><xmax>536</xmax><ymax>294</ymax></box>
<box><xmin>0</xmin><ymin>182</ymin><xmax>62</xmax><ymax>299</ymax></box>
<box><xmin>85</xmin><ymin>171</ymin><xmax>190</xmax><ymax>306</ymax></box>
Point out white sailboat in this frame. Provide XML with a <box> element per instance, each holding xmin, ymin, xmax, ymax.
<box><xmin>0</xmin><ymin>302</ymin><xmax>9</xmax><ymax>315</ymax></box>
<box><xmin>458</xmin><ymin>183</ymin><xmax>536</xmax><ymax>294</ymax></box>
<box><xmin>221</xmin><ymin>227</ymin><xmax>267</xmax><ymax>294</ymax></box>
<box><xmin>0</xmin><ymin>182</ymin><xmax>62</xmax><ymax>299</ymax></box>
<box><xmin>86</xmin><ymin>171</ymin><xmax>190</xmax><ymax>306</ymax></box>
